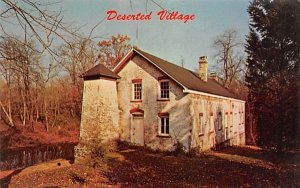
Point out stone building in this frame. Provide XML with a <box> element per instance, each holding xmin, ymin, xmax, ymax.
<box><xmin>79</xmin><ymin>47</ymin><xmax>245</xmax><ymax>152</ymax></box>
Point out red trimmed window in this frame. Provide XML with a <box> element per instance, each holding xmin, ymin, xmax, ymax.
<box><xmin>159</xmin><ymin>80</ymin><xmax>169</xmax><ymax>99</ymax></box>
<box><xmin>198</xmin><ymin>113</ymin><xmax>204</xmax><ymax>135</ymax></box>
<box><xmin>158</xmin><ymin>113</ymin><xmax>169</xmax><ymax>135</ymax></box>
<box><xmin>129</xmin><ymin>108</ymin><xmax>144</xmax><ymax>114</ymax></box>
<box><xmin>132</xmin><ymin>79</ymin><xmax>142</xmax><ymax>100</ymax></box>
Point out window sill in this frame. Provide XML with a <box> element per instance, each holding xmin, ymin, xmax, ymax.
<box><xmin>198</xmin><ymin>133</ymin><xmax>204</xmax><ymax>137</ymax></box>
<box><xmin>209</xmin><ymin>130</ymin><xmax>214</xmax><ymax>134</ymax></box>
<box><xmin>130</xmin><ymin>100</ymin><xmax>142</xmax><ymax>103</ymax></box>
<box><xmin>157</xmin><ymin>134</ymin><xmax>171</xmax><ymax>138</ymax></box>
<box><xmin>157</xmin><ymin>99</ymin><xmax>170</xmax><ymax>101</ymax></box>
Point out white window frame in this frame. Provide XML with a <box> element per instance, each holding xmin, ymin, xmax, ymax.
<box><xmin>158</xmin><ymin>79</ymin><xmax>170</xmax><ymax>100</ymax></box>
<box><xmin>159</xmin><ymin>115</ymin><xmax>170</xmax><ymax>136</ymax></box>
<box><xmin>132</xmin><ymin>82</ymin><xmax>142</xmax><ymax>101</ymax></box>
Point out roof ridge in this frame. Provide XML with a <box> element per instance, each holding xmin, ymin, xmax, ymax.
<box><xmin>82</xmin><ymin>62</ymin><xmax>120</xmax><ymax>79</ymax></box>
<box><xmin>134</xmin><ymin>48</ymin><xmax>195</xmax><ymax>74</ymax></box>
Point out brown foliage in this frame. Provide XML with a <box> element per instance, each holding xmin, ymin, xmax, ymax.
<box><xmin>97</xmin><ymin>34</ymin><xmax>131</xmax><ymax>70</ymax></box>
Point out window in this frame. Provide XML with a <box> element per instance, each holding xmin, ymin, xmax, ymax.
<box><xmin>240</xmin><ymin>111</ymin><xmax>244</xmax><ymax>125</ymax></box>
<box><xmin>242</xmin><ymin>111</ymin><xmax>244</xmax><ymax>124</ymax></box>
<box><xmin>159</xmin><ymin>116</ymin><xmax>169</xmax><ymax>135</ymax></box>
<box><xmin>198</xmin><ymin>113</ymin><xmax>204</xmax><ymax>135</ymax></box>
<box><xmin>133</xmin><ymin>83</ymin><xmax>142</xmax><ymax>100</ymax></box>
<box><xmin>159</xmin><ymin>80</ymin><xmax>169</xmax><ymax>99</ymax></box>
<box><xmin>132</xmin><ymin>79</ymin><xmax>142</xmax><ymax>101</ymax></box>
<box><xmin>224</xmin><ymin>112</ymin><xmax>228</xmax><ymax>128</ymax></box>
<box><xmin>218</xmin><ymin>112</ymin><xmax>222</xmax><ymax>130</ymax></box>
<box><xmin>209</xmin><ymin>113</ymin><xmax>214</xmax><ymax>132</ymax></box>
<box><xmin>229</xmin><ymin>112</ymin><xmax>233</xmax><ymax>127</ymax></box>
<box><xmin>225</xmin><ymin>127</ymin><xmax>229</xmax><ymax>140</ymax></box>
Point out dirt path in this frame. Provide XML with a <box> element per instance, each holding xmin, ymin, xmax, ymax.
<box><xmin>208</xmin><ymin>152</ymin><xmax>276</xmax><ymax>169</ymax></box>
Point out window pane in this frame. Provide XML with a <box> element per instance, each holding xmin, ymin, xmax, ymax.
<box><xmin>161</xmin><ymin>118</ymin><xmax>165</xmax><ymax>133</ymax></box>
<box><xmin>134</xmin><ymin>83</ymin><xmax>142</xmax><ymax>100</ymax></box>
<box><xmin>166</xmin><ymin>117</ymin><xmax>169</xmax><ymax>134</ymax></box>
<box><xmin>160</xmin><ymin>81</ymin><xmax>169</xmax><ymax>99</ymax></box>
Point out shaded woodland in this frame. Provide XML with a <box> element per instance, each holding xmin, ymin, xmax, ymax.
<box><xmin>0</xmin><ymin>1</ymin><xmax>132</xmax><ymax>132</ymax></box>
<box><xmin>246</xmin><ymin>0</ymin><xmax>299</xmax><ymax>151</ymax></box>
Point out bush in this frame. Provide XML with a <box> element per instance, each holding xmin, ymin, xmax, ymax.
<box><xmin>169</xmin><ymin>141</ymin><xmax>186</xmax><ymax>156</ymax></box>
<box><xmin>85</xmin><ymin>141</ymin><xmax>109</xmax><ymax>169</ymax></box>
<box><xmin>79</xmin><ymin>138</ymin><xmax>119</xmax><ymax>169</ymax></box>
<box><xmin>187</xmin><ymin>146</ymin><xmax>201</xmax><ymax>157</ymax></box>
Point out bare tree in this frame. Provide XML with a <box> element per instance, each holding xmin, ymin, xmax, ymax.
<box><xmin>57</xmin><ymin>37</ymin><xmax>97</xmax><ymax>118</ymax></box>
<box><xmin>0</xmin><ymin>0</ymin><xmax>79</xmax><ymax>56</ymax></box>
<box><xmin>59</xmin><ymin>38</ymin><xmax>97</xmax><ymax>86</ymax></box>
<box><xmin>0</xmin><ymin>37</ymin><xmax>43</xmax><ymax>126</ymax></box>
<box><xmin>213</xmin><ymin>30</ymin><xmax>245</xmax><ymax>88</ymax></box>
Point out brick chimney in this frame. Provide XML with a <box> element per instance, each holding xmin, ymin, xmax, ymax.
<box><xmin>199</xmin><ymin>56</ymin><xmax>208</xmax><ymax>82</ymax></box>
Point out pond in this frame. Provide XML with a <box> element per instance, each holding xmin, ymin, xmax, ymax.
<box><xmin>0</xmin><ymin>143</ymin><xmax>77</xmax><ymax>170</ymax></box>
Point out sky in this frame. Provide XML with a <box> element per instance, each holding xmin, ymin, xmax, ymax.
<box><xmin>2</xmin><ymin>0</ymin><xmax>250</xmax><ymax>71</ymax></box>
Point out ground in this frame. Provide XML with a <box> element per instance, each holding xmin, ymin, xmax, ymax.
<box><xmin>0</xmin><ymin>121</ymin><xmax>79</xmax><ymax>150</ymax></box>
<box><xmin>1</xmin><ymin>146</ymin><xmax>299</xmax><ymax>187</ymax></box>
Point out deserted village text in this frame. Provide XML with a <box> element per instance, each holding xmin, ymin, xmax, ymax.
<box><xmin>106</xmin><ymin>10</ymin><xmax>195</xmax><ymax>24</ymax></box>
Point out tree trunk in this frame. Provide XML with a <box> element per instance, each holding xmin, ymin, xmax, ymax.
<box><xmin>0</xmin><ymin>100</ymin><xmax>14</xmax><ymax>127</ymax></box>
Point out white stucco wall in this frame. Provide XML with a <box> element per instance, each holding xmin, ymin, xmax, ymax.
<box><xmin>80</xmin><ymin>78</ymin><xmax>119</xmax><ymax>142</ymax></box>
<box><xmin>117</xmin><ymin>55</ymin><xmax>192</xmax><ymax>151</ymax></box>
<box><xmin>189</xmin><ymin>94</ymin><xmax>245</xmax><ymax>151</ymax></box>
<box><xmin>117</xmin><ymin>54</ymin><xmax>245</xmax><ymax>152</ymax></box>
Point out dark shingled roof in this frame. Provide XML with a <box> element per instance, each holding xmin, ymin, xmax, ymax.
<box><xmin>83</xmin><ymin>63</ymin><xmax>120</xmax><ymax>80</ymax></box>
<box><xmin>133</xmin><ymin>48</ymin><xmax>236</xmax><ymax>99</ymax></box>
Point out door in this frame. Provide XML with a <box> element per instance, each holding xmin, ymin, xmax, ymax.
<box><xmin>131</xmin><ymin>114</ymin><xmax>144</xmax><ymax>146</ymax></box>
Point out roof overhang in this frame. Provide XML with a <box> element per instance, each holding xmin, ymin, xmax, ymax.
<box><xmin>83</xmin><ymin>75</ymin><xmax>119</xmax><ymax>81</ymax></box>
<box><xmin>183</xmin><ymin>89</ymin><xmax>245</xmax><ymax>103</ymax></box>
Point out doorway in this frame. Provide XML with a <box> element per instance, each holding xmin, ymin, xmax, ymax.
<box><xmin>131</xmin><ymin>114</ymin><xmax>144</xmax><ymax>146</ymax></box>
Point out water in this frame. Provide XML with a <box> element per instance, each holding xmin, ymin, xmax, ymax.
<box><xmin>0</xmin><ymin>143</ymin><xmax>76</xmax><ymax>170</ymax></box>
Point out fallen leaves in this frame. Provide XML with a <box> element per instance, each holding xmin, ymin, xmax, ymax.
<box><xmin>3</xmin><ymin>146</ymin><xmax>299</xmax><ymax>187</ymax></box>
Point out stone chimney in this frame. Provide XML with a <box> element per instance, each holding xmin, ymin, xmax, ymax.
<box><xmin>199</xmin><ymin>56</ymin><xmax>208</xmax><ymax>82</ymax></box>
<box><xmin>209</xmin><ymin>72</ymin><xmax>218</xmax><ymax>82</ymax></box>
